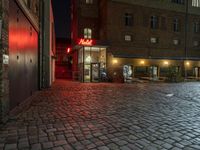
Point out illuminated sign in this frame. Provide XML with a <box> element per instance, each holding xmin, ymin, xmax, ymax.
<box><xmin>78</xmin><ymin>39</ymin><xmax>94</xmax><ymax>46</ymax></box>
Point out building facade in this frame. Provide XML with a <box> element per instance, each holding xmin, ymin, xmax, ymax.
<box><xmin>71</xmin><ymin>0</ymin><xmax>200</xmax><ymax>82</ymax></box>
<box><xmin>0</xmin><ymin>0</ymin><xmax>55</xmax><ymax>123</ymax></box>
<box><xmin>55</xmin><ymin>38</ymin><xmax>72</xmax><ymax>79</ymax></box>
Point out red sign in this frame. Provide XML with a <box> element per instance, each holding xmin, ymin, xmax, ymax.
<box><xmin>78</xmin><ymin>39</ymin><xmax>94</xmax><ymax>46</ymax></box>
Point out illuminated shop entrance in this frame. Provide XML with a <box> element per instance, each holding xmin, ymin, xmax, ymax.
<box><xmin>78</xmin><ymin>46</ymin><xmax>106</xmax><ymax>82</ymax></box>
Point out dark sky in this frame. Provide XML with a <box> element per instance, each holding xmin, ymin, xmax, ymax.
<box><xmin>52</xmin><ymin>0</ymin><xmax>70</xmax><ymax>38</ymax></box>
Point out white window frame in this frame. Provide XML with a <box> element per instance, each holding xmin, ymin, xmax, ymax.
<box><xmin>84</xmin><ymin>28</ymin><xmax>92</xmax><ymax>39</ymax></box>
<box><xmin>192</xmin><ymin>0</ymin><xmax>200</xmax><ymax>7</ymax></box>
<box><xmin>125</xmin><ymin>35</ymin><xmax>132</xmax><ymax>41</ymax></box>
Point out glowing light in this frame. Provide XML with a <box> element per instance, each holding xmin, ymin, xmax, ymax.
<box><xmin>112</xmin><ymin>59</ymin><xmax>118</xmax><ymax>64</ymax></box>
<box><xmin>67</xmin><ymin>47</ymin><xmax>71</xmax><ymax>53</ymax></box>
<box><xmin>186</xmin><ymin>61</ymin><xmax>190</xmax><ymax>66</ymax></box>
<box><xmin>85</xmin><ymin>56</ymin><xmax>91</xmax><ymax>63</ymax></box>
<box><xmin>78</xmin><ymin>39</ymin><xmax>93</xmax><ymax>46</ymax></box>
<box><xmin>140</xmin><ymin>61</ymin><xmax>145</xmax><ymax>65</ymax></box>
<box><xmin>164</xmin><ymin>61</ymin><xmax>169</xmax><ymax>65</ymax></box>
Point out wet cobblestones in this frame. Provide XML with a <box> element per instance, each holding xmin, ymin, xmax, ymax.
<box><xmin>1</xmin><ymin>80</ymin><xmax>200</xmax><ymax>150</ymax></box>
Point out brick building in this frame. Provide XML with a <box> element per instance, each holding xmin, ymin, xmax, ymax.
<box><xmin>71</xmin><ymin>0</ymin><xmax>200</xmax><ymax>82</ymax></box>
<box><xmin>55</xmin><ymin>38</ymin><xmax>72</xmax><ymax>79</ymax></box>
<box><xmin>0</xmin><ymin>0</ymin><xmax>55</xmax><ymax>123</ymax></box>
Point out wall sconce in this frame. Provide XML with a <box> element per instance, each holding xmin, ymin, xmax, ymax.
<box><xmin>112</xmin><ymin>59</ymin><xmax>118</xmax><ymax>64</ymax></box>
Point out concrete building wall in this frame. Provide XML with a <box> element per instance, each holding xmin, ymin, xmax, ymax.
<box><xmin>0</xmin><ymin>0</ymin><xmax>10</xmax><ymax>122</ymax></box>
<box><xmin>41</xmin><ymin>0</ymin><xmax>56</xmax><ymax>88</ymax></box>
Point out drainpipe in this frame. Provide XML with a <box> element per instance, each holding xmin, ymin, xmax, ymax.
<box><xmin>184</xmin><ymin>0</ymin><xmax>189</xmax><ymax>79</ymax></box>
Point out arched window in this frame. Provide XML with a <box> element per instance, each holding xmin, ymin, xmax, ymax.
<box><xmin>84</xmin><ymin>28</ymin><xmax>92</xmax><ymax>39</ymax></box>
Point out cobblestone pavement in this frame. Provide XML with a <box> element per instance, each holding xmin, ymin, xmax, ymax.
<box><xmin>1</xmin><ymin>80</ymin><xmax>200</xmax><ymax>150</ymax></box>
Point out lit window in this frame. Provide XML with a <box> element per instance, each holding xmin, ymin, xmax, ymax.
<box><xmin>173</xmin><ymin>39</ymin><xmax>180</xmax><ymax>45</ymax></box>
<box><xmin>84</xmin><ymin>28</ymin><xmax>92</xmax><ymax>39</ymax></box>
<box><xmin>124</xmin><ymin>13</ymin><xmax>133</xmax><ymax>26</ymax></box>
<box><xmin>192</xmin><ymin>0</ymin><xmax>200</xmax><ymax>7</ymax></box>
<box><xmin>171</xmin><ymin>0</ymin><xmax>185</xmax><ymax>4</ymax></box>
<box><xmin>150</xmin><ymin>37</ymin><xmax>158</xmax><ymax>44</ymax></box>
<box><xmin>194</xmin><ymin>21</ymin><xmax>200</xmax><ymax>33</ymax></box>
<box><xmin>125</xmin><ymin>35</ymin><xmax>132</xmax><ymax>41</ymax></box>
<box><xmin>173</xmin><ymin>18</ymin><xmax>180</xmax><ymax>32</ymax></box>
<box><xmin>150</xmin><ymin>16</ymin><xmax>159</xmax><ymax>29</ymax></box>
<box><xmin>86</xmin><ymin>0</ymin><xmax>93</xmax><ymax>4</ymax></box>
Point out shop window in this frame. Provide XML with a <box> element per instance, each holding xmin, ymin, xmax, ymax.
<box><xmin>124</xmin><ymin>13</ymin><xmax>133</xmax><ymax>26</ymax></box>
<box><xmin>84</xmin><ymin>28</ymin><xmax>92</xmax><ymax>39</ymax></box>
<box><xmin>125</xmin><ymin>35</ymin><xmax>132</xmax><ymax>41</ymax></box>
<box><xmin>86</xmin><ymin>0</ymin><xmax>93</xmax><ymax>4</ymax></box>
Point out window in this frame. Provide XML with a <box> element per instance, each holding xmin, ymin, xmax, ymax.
<box><xmin>173</xmin><ymin>18</ymin><xmax>180</xmax><ymax>32</ymax></box>
<box><xmin>84</xmin><ymin>28</ymin><xmax>92</xmax><ymax>39</ymax></box>
<box><xmin>171</xmin><ymin>0</ymin><xmax>185</xmax><ymax>4</ymax></box>
<box><xmin>86</xmin><ymin>0</ymin><xmax>93</xmax><ymax>4</ymax></box>
<box><xmin>150</xmin><ymin>16</ymin><xmax>159</xmax><ymax>29</ymax></box>
<box><xmin>125</xmin><ymin>13</ymin><xmax>133</xmax><ymax>26</ymax></box>
<box><xmin>173</xmin><ymin>39</ymin><xmax>180</xmax><ymax>45</ymax></box>
<box><xmin>192</xmin><ymin>0</ymin><xmax>200</xmax><ymax>7</ymax></box>
<box><xmin>193</xmin><ymin>41</ymin><xmax>199</xmax><ymax>46</ymax></box>
<box><xmin>125</xmin><ymin>35</ymin><xmax>132</xmax><ymax>41</ymax></box>
<box><xmin>150</xmin><ymin>37</ymin><xmax>158</xmax><ymax>44</ymax></box>
<box><xmin>194</xmin><ymin>21</ymin><xmax>200</xmax><ymax>33</ymax></box>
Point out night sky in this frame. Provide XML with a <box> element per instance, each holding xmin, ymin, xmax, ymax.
<box><xmin>52</xmin><ymin>0</ymin><xmax>70</xmax><ymax>38</ymax></box>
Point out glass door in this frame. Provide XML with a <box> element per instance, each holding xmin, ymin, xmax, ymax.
<box><xmin>91</xmin><ymin>63</ymin><xmax>100</xmax><ymax>82</ymax></box>
<box><xmin>150</xmin><ymin>66</ymin><xmax>158</xmax><ymax>80</ymax></box>
<box><xmin>84</xmin><ymin>64</ymin><xmax>91</xmax><ymax>82</ymax></box>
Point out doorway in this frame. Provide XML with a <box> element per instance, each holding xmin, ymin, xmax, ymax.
<box><xmin>91</xmin><ymin>63</ymin><xmax>100</xmax><ymax>82</ymax></box>
<box><xmin>150</xmin><ymin>66</ymin><xmax>158</xmax><ymax>80</ymax></box>
<box><xmin>194</xmin><ymin>67</ymin><xmax>200</xmax><ymax>78</ymax></box>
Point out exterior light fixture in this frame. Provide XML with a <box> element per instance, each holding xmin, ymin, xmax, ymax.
<box><xmin>140</xmin><ymin>60</ymin><xmax>145</xmax><ymax>65</ymax></box>
<box><xmin>112</xmin><ymin>59</ymin><xmax>118</xmax><ymax>64</ymax></box>
<box><xmin>67</xmin><ymin>47</ymin><xmax>71</xmax><ymax>53</ymax></box>
<box><xmin>186</xmin><ymin>61</ymin><xmax>190</xmax><ymax>66</ymax></box>
<box><xmin>164</xmin><ymin>61</ymin><xmax>169</xmax><ymax>65</ymax></box>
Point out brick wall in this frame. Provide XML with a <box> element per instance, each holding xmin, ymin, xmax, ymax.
<box><xmin>0</xmin><ymin>0</ymin><xmax>9</xmax><ymax>123</ymax></box>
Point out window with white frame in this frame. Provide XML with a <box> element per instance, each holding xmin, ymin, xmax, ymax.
<box><xmin>194</xmin><ymin>21</ymin><xmax>200</xmax><ymax>33</ymax></box>
<box><xmin>86</xmin><ymin>0</ymin><xmax>93</xmax><ymax>4</ymax></box>
<box><xmin>125</xmin><ymin>35</ymin><xmax>132</xmax><ymax>41</ymax></box>
<box><xmin>84</xmin><ymin>28</ymin><xmax>92</xmax><ymax>39</ymax></box>
<box><xmin>192</xmin><ymin>0</ymin><xmax>200</xmax><ymax>7</ymax></box>
<box><xmin>173</xmin><ymin>18</ymin><xmax>180</xmax><ymax>32</ymax></box>
<box><xmin>150</xmin><ymin>16</ymin><xmax>159</xmax><ymax>29</ymax></box>
<box><xmin>124</xmin><ymin>13</ymin><xmax>133</xmax><ymax>26</ymax></box>
<box><xmin>150</xmin><ymin>37</ymin><xmax>158</xmax><ymax>44</ymax></box>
